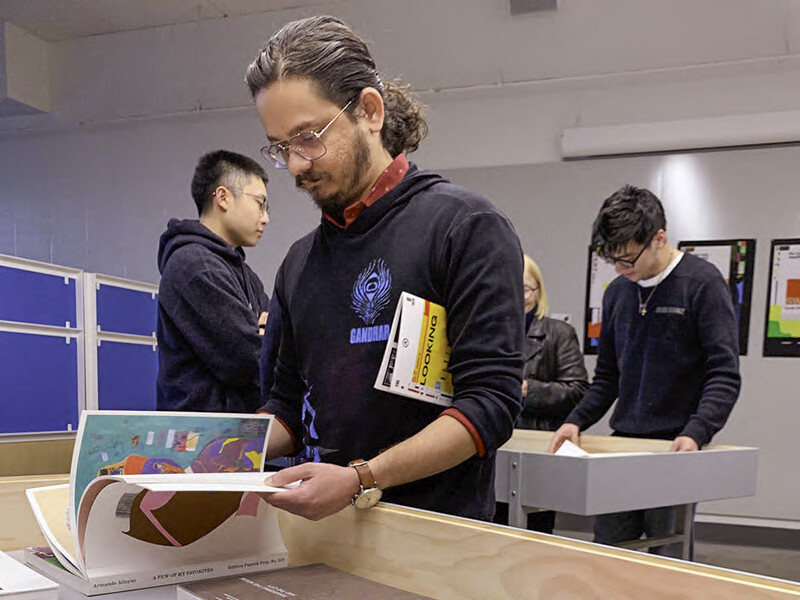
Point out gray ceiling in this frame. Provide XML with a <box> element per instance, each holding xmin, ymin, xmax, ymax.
<box><xmin>0</xmin><ymin>0</ymin><xmax>329</xmax><ymax>41</ymax></box>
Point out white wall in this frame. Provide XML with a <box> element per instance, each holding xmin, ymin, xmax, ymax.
<box><xmin>1</xmin><ymin>0</ymin><xmax>800</xmax><ymax>525</ymax></box>
<box><xmin>5</xmin><ymin>0</ymin><xmax>800</xmax><ymax>164</ymax></box>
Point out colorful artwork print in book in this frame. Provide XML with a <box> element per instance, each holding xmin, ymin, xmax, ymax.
<box><xmin>71</xmin><ymin>412</ymin><xmax>270</xmax><ymax>523</ymax></box>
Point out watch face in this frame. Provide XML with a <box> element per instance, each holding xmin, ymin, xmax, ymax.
<box><xmin>353</xmin><ymin>487</ymin><xmax>382</xmax><ymax>509</ymax></box>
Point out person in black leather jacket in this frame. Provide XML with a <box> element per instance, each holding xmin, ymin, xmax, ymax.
<box><xmin>496</xmin><ymin>254</ymin><xmax>589</xmax><ymax>532</ymax></box>
<box><xmin>518</xmin><ymin>255</ymin><xmax>589</xmax><ymax>432</ymax></box>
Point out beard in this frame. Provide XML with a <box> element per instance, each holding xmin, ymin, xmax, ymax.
<box><xmin>295</xmin><ymin>128</ymin><xmax>372</xmax><ymax>220</ymax></box>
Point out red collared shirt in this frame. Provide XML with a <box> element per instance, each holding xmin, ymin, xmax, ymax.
<box><xmin>324</xmin><ymin>154</ymin><xmax>409</xmax><ymax>229</ymax></box>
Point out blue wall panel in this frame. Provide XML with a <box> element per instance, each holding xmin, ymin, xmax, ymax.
<box><xmin>0</xmin><ymin>265</ymin><xmax>77</xmax><ymax>326</ymax></box>
<box><xmin>0</xmin><ymin>331</ymin><xmax>79</xmax><ymax>433</ymax></box>
<box><xmin>97</xmin><ymin>341</ymin><xmax>157</xmax><ymax>411</ymax></box>
<box><xmin>96</xmin><ymin>284</ymin><xmax>157</xmax><ymax>336</ymax></box>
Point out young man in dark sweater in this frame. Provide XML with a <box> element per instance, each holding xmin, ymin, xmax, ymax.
<box><xmin>156</xmin><ymin>150</ymin><xmax>270</xmax><ymax>413</ymax></box>
<box><xmin>245</xmin><ymin>16</ymin><xmax>524</xmax><ymax>521</ymax></box>
<box><xmin>549</xmin><ymin>185</ymin><xmax>741</xmax><ymax>557</ymax></box>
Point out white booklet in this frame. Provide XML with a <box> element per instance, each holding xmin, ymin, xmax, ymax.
<box><xmin>0</xmin><ymin>549</ymin><xmax>58</xmax><ymax>599</ymax></box>
<box><xmin>555</xmin><ymin>440</ymin><xmax>654</xmax><ymax>458</ymax></box>
<box><xmin>24</xmin><ymin>411</ymin><xmax>291</xmax><ymax>596</ymax></box>
<box><xmin>554</xmin><ymin>440</ymin><xmax>589</xmax><ymax>457</ymax></box>
<box><xmin>374</xmin><ymin>292</ymin><xmax>454</xmax><ymax>407</ymax></box>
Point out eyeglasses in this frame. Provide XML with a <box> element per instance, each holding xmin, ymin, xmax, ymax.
<box><xmin>603</xmin><ymin>234</ymin><xmax>654</xmax><ymax>269</ymax></box>
<box><xmin>261</xmin><ymin>98</ymin><xmax>355</xmax><ymax>169</ymax></box>
<box><xmin>227</xmin><ymin>188</ymin><xmax>269</xmax><ymax>215</ymax></box>
<box><xmin>523</xmin><ymin>285</ymin><xmax>539</xmax><ymax>297</ymax></box>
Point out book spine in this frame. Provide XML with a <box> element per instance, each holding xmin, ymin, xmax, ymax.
<box><xmin>83</xmin><ymin>553</ymin><xmax>289</xmax><ymax>596</ymax></box>
<box><xmin>24</xmin><ymin>551</ymin><xmax>90</xmax><ymax>595</ymax></box>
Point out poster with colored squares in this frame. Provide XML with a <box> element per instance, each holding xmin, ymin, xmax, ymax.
<box><xmin>764</xmin><ymin>238</ymin><xmax>800</xmax><ymax>357</ymax></box>
<box><xmin>69</xmin><ymin>411</ymin><xmax>272</xmax><ymax>523</ymax></box>
<box><xmin>583</xmin><ymin>246</ymin><xmax>620</xmax><ymax>355</ymax></box>
<box><xmin>678</xmin><ymin>239</ymin><xmax>756</xmax><ymax>355</ymax></box>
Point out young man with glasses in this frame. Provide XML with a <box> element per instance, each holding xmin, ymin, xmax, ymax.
<box><xmin>549</xmin><ymin>185</ymin><xmax>741</xmax><ymax>557</ymax></box>
<box><xmin>245</xmin><ymin>16</ymin><xmax>524</xmax><ymax>522</ymax></box>
<box><xmin>156</xmin><ymin>150</ymin><xmax>271</xmax><ymax>413</ymax></box>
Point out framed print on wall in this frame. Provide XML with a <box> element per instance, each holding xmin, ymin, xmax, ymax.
<box><xmin>583</xmin><ymin>246</ymin><xmax>619</xmax><ymax>355</ymax></box>
<box><xmin>677</xmin><ymin>239</ymin><xmax>756</xmax><ymax>355</ymax></box>
<box><xmin>764</xmin><ymin>238</ymin><xmax>800</xmax><ymax>357</ymax></box>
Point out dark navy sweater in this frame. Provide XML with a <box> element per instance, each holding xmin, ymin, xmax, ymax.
<box><xmin>156</xmin><ymin>219</ymin><xmax>268</xmax><ymax>413</ymax></box>
<box><xmin>566</xmin><ymin>253</ymin><xmax>740</xmax><ymax>447</ymax></box>
<box><xmin>263</xmin><ymin>165</ymin><xmax>524</xmax><ymax>520</ymax></box>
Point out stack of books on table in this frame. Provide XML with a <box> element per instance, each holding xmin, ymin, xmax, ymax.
<box><xmin>0</xmin><ymin>550</ymin><xmax>57</xmax><ymax>600</ymax></box>
<box><xmin>23</xmin><ymin>410</ymin><xmax>292</xmax><ymax>596</ymax></box>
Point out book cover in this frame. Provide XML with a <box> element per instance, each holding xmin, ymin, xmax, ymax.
<box><xmin>24</xmin><ymin>411</ymin><xmax>291</xmax><ymax>595</ymax></box>
<box><xmin>0</xmin><ymin>549</ymin><xmax>58</xmax><ymax>599</ymax></box>
<box><xmin>177</xmin><ymin>563</ymin><xmax>434</xmax><ymax>599</ymax></box>
<box><xmin>374</xmin><ymin>292</ymin><xmax>453</xmax><ymax>406</ymax></box>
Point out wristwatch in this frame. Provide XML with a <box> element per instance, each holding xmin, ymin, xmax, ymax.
<box><xmin>348</xmin><ymin>459</ymin><xmax>382</xmax><ymax>509</ymax></box>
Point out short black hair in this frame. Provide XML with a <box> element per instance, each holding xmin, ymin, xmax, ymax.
<box><xmin>591</xmin><ymin>185</ymin><xmax>667</xmax><ymax>257</ymax></box>
<box><xmin>191</xmin><ymin>150</ymin><xmax>268</xmax><ymax>217</ymax></box>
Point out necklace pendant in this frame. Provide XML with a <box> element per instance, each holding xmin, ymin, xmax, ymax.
<box><xmin>639</xmin><ymin>304</ymin><xmax>647</xmax><ymax>316</ymax></box>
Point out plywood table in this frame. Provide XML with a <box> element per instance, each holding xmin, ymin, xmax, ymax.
<box><xmin>495</xmin><ymin>429</ymin><xmax>758</xmax><ymax>559</ymax></box>
<box><xmin>3</xmin><ymin>474</ymin><xmax>799</xmax><ymax>599</ymax></box>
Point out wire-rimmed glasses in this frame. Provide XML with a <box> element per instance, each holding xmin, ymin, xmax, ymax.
<box><xmin>227</xmin><ymin>188</ymin><xmax>269</xmax><ymax>215</ymax></box>
<box><xmin>260</xmin><ymin>98</ymin><xmax>355</xmax><ymax>169</ymax></box>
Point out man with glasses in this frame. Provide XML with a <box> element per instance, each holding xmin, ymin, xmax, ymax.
<box><xmin>157</xmin><ymin>149</ymin><xmax>271</xmax><ymax>413</ymax></box>
<box><xmin>245</xmin><ymin>16</ymin><xmax>524</xmax><ymax>522</ymax></box>
<box><xmin>549</xmin><ymin>185</ymin><xmax>740</xmax><ymax>558</ymax></box>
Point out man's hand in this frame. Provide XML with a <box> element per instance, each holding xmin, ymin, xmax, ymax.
<box><xmin>548</xmin><ymin>423</ymin><xmax>580</xmax><ymax>454</ymax></box>
<box><xmin>258</xmin><ymin>311</ymin><xmax>268</xmax><ymax>335</ymax></box>
<box><xmin>521</xmin><ymin>379</ymin><xmax>528</xmax><ymax>397</ymax></box>
<box><xmin>262</xmin><ymin>463</ymin><xmax>361</xmax><ymax>521</ymax></box>
<box><xmin>669</xmin><ymin>435</ymin><xmax>699</xmax><ymax>452</ymax></box>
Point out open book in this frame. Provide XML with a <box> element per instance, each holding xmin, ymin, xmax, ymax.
<box><xmin>374</xmin><ymin>292</ymin><xmax>453</xmax><ymax>406</ymax></box>
<box><xmin>24</xmin><ymin>411</ymin><xmax>290</xmax><ymax>595</ymax></box>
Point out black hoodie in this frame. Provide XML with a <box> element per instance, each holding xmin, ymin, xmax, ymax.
<box><xmin>263</xmin><ymin>164</ymin><xmax>524</xmax><ymax>520</ymax></box>
<box><xmin>156</xmin><ymin>218</ymin><xmax>268</xmax><ymax>413</ymax></box>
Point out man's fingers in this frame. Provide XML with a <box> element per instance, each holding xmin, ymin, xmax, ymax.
<box><xmin>548</xmin><ymin>425</ymin><xmax>579</xmax><ymax>454</ymax></box>
<box><xmin>669</xmin><ymin>436</ymin><xmax>699</xmax><ymax>452</ymax></box>
<box><xmin>548</xmin><ymin>435</ymin><xmax>564</xmax><ymax>454</ymax></box>
<box><xmin>265</xmin><ymin>464</ymin><xmax>312</xmax><ymax>487</ymax></box>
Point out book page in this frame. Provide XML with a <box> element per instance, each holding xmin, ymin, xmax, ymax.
<box><xmin>374</xmin><ymin>294</ymin><xmax>405</xmax><ymax>394</ymax></box>
<box><xmin>79</xmin><ymin>480</ymin><xmax>286</xmax><ymax>580</ymax></box>
<box><xmin>116</xmin><ymin>472</ymin><xmax>300</xmax><ymax>493</ymax></box>
<box><xmin>554</xmin><ymin>440</ymin><xmax>590</xmax><ymax>457</ymax></box>
<box><xmin>25</xmin><ymin>484</ymin><xmax>82</xmax><ymax>577</ymax></box>
<box><xmin>554</xmin><ymin>440</ymin><xmax>654</xmax><ymax>458</ymax></box>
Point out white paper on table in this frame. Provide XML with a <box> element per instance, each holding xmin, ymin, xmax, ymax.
<box><xmin>555</xmin><ymin>440</ymin><xmax>590</xmax><ymax>457</ymax></box>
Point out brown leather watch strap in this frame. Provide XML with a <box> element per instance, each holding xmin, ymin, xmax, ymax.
<box><xmin>348</xmin><ymin>459</ymin><xmax>378</xmax><ymax>489</ymax></box>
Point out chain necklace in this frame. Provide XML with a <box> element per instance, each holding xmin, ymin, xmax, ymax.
<box><xmin>637</xmin><ymin>284</ymin><xmax>659</xmax><ymax>316</ymax></box>
<box><xmin>636</xmin><ymin>249</ymin><xmax>677</xmax><ymax>316</ymax></box>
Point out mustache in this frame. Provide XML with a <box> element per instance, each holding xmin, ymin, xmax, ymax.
<box><xmin>295</xmin><ymin>171</ymin><xmax>330</xmax><ymax>188</ymax></box>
